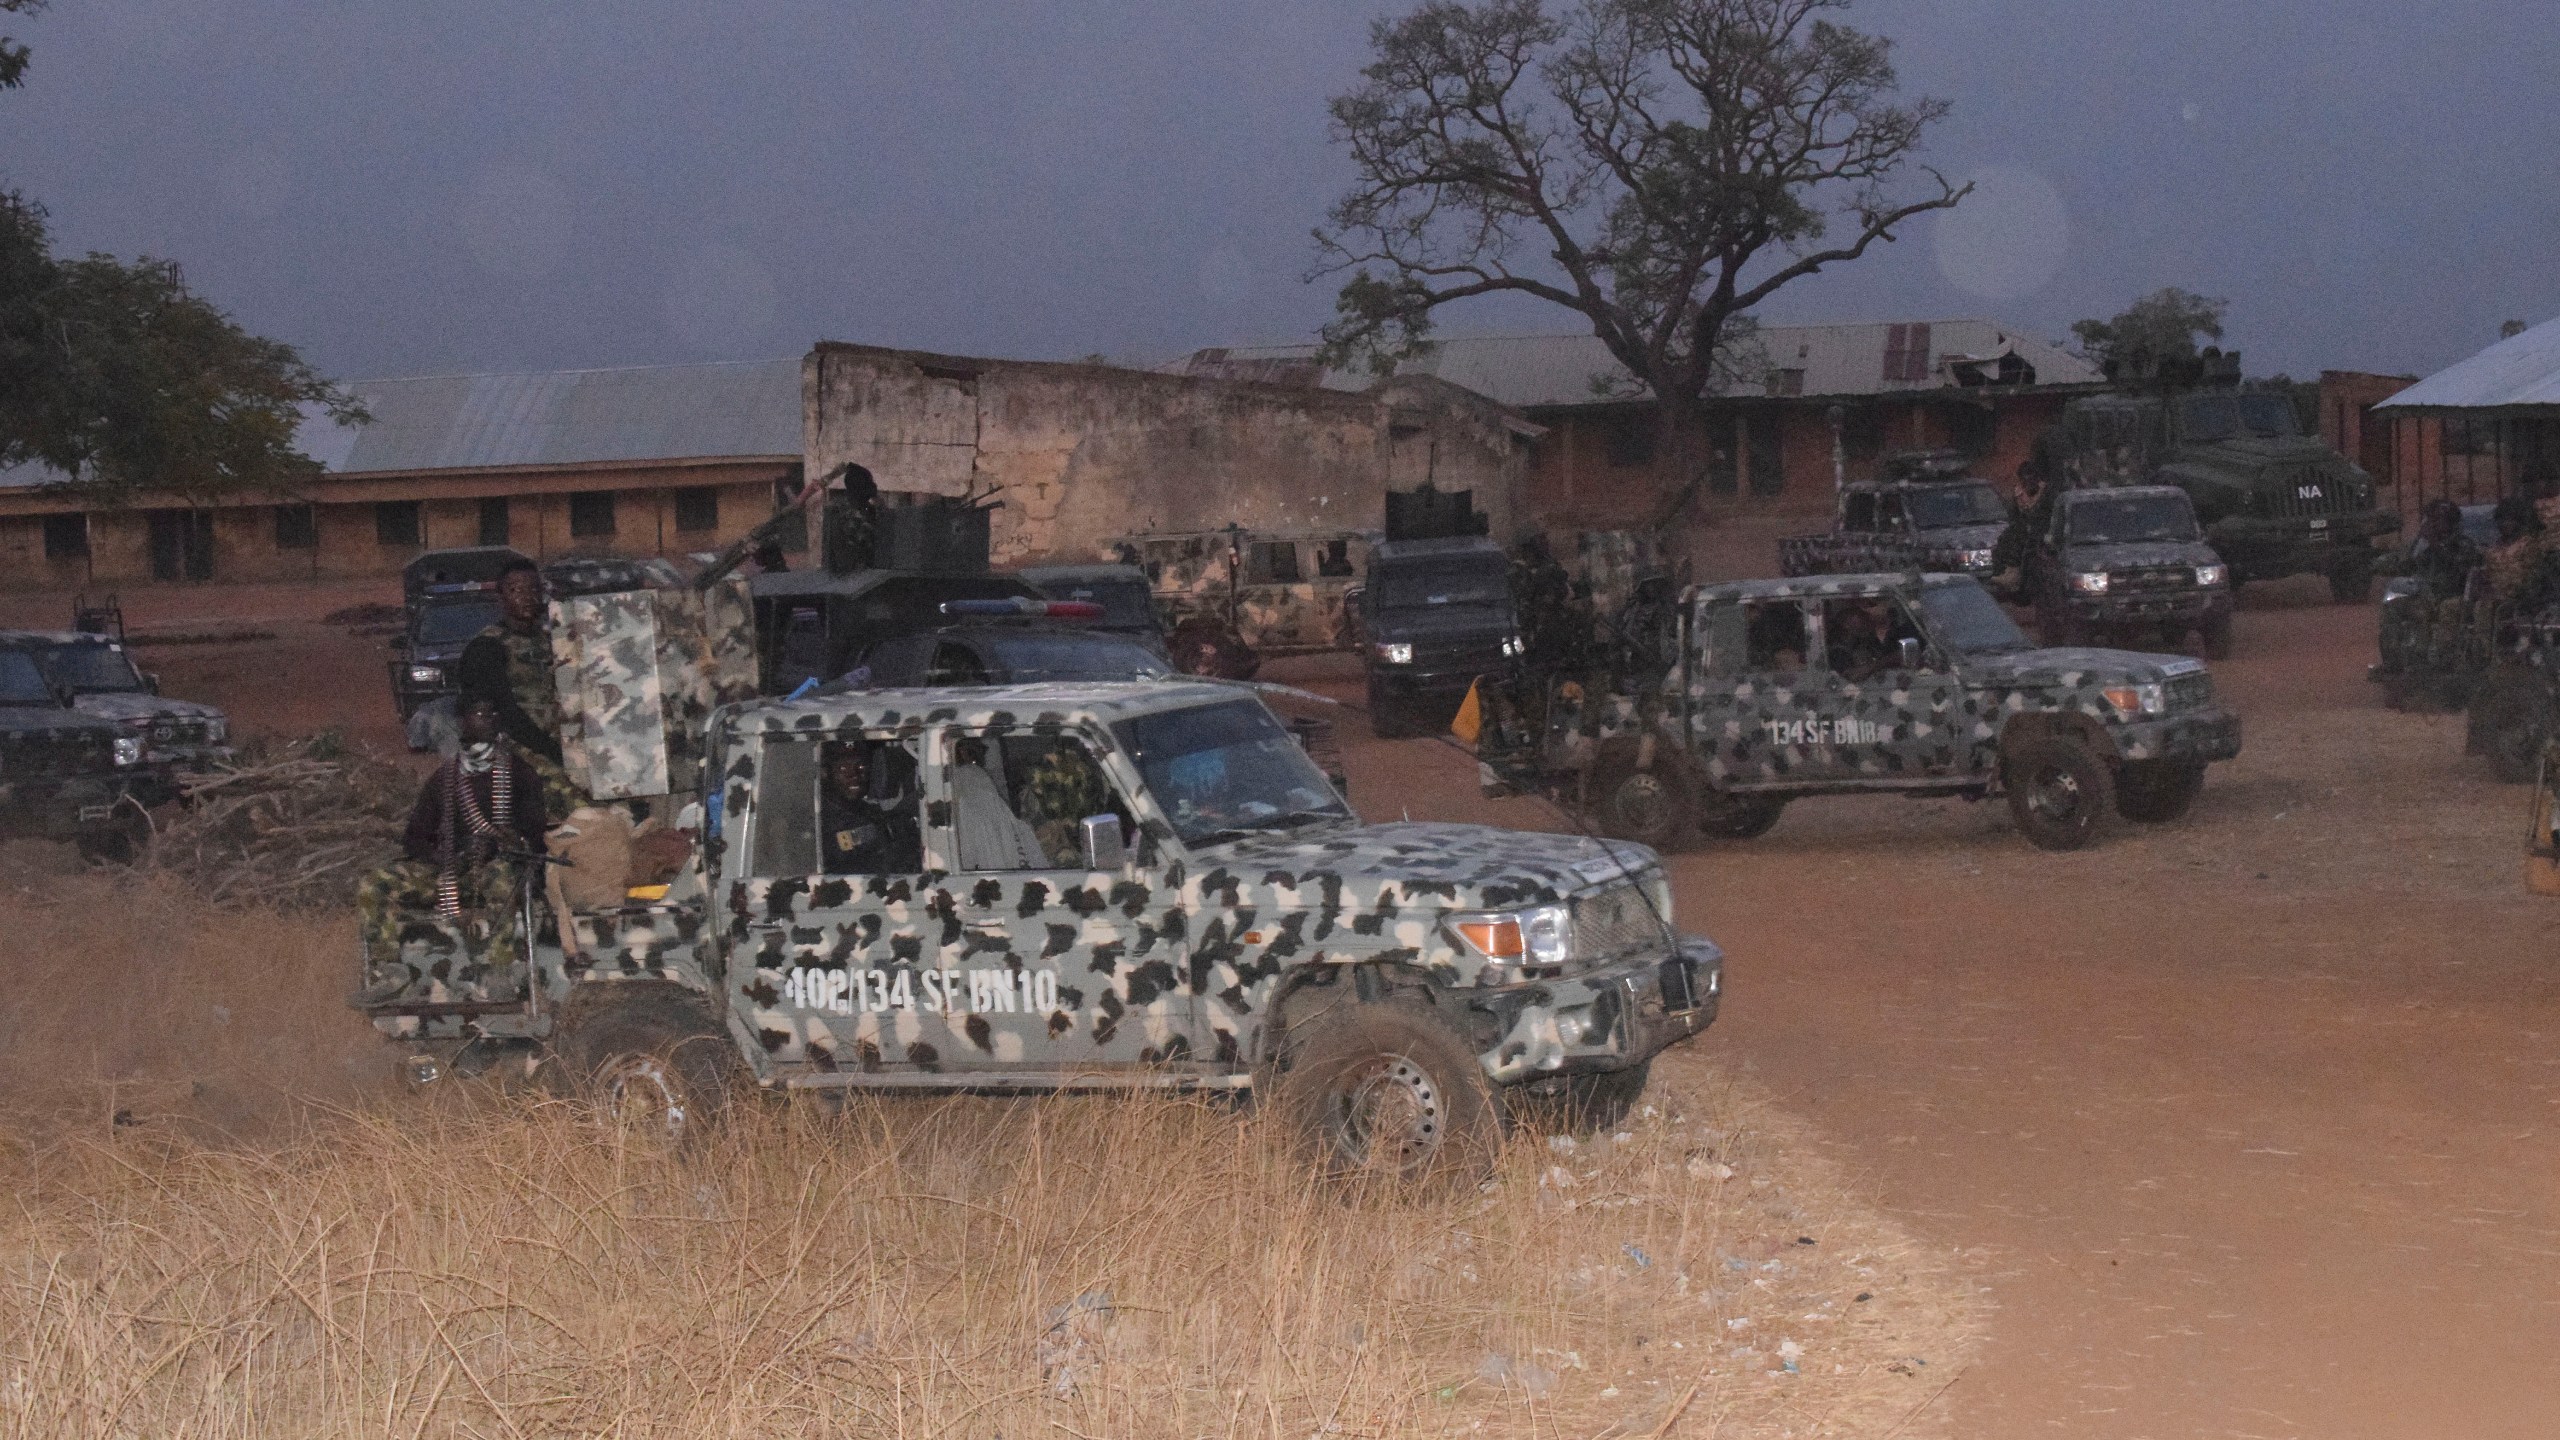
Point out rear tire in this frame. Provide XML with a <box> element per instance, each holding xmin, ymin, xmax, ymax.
<box><xmin>2002</xmin><ymin>733</ymin><xmax>2114</xmax><ymax>851</ymax></box>
<box><xmin>560</xmin><ymin>991</ymin><xmax>742</xmax><ymax>1138</ymax></box>
<box><xmin>1696</xmin><ymin>789</ymin><xmax>1786</xmax><ymax>840</ymax></box>
<box><xmin>1270</xmin><ymin>996</ymin><xmax>1502</xmax><ymax>1189</ymax></box>
<box><xmin>1593</xmin><ymin>763</ymin><xmax>1692</xmax><ymax>849</ymax></box>
<box><xmin>2115</xmin><ymin>759</ymin><xmax>2206</xmax><ymax>823</ymax></box>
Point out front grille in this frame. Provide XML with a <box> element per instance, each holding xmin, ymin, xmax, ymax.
<box><xmin>1410</xmin><ymin>639</ymin><xmax>1510</xmax><ymax>672</ymax></box>
<box><xmin>2167</xmin><ymin>673</ymin><xmax>2215</xmax><ymax>710</ymax></box>
<box><xmin>2263</xmin><ymin>466</ymin><xmax>2356</xmax><ymax>518</ymax></box>
<box><xmin>2114</xmin><ymin>565</ymin><xmax>2195</xmax><ymax>593</ymax></box>
<box><xmin>1574</xmin><ymin>884</ymin><xmax>1672</xmax><ymax>961</ymax></box>
<box><xmin>149</xmin><ymin>720</ymin><xmax>209</xmax><ymax>746</ymax></box>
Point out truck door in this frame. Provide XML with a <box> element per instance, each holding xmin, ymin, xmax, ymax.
<box><xmin>925</xmin><ymin>725</ymin><xmax>1208</xmax><ymax>1071</ymax></box>
<box><xmin>1688</xmin><ymin>596</ymin><xmax>1822</xmax><ymax>787</ymax></box>
<box><xmin>729</xmin><ymin>729</ymin><xmax>957</xmax><ymax>1072</ymax></box>
<box><xmin>1798</xmin><ymin>595</ymin><xmax>1967</xmax><ymax>781</ymax></box>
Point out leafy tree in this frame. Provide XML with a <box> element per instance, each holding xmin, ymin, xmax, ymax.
<box><xmin>1</xmin><ymin>0</ymin><xmax>39</xmax><ymax>92</ymax></box>
<box><xmin>1312</xmin><ymin>0</ymin><xmax>1965</xmax><ymax>516</ymax></box>
<box><xmin>2069</xmin><ymin>287</ymin><xmax>2228</xmax><ymax>384</ymax></box>
<box><xmin>0</xmin><ymin>194</ymin><xmax>368</xmax><ymax>506</ymax></box>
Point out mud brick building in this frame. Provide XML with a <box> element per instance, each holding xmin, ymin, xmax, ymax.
<box><xmin>0</xmin><ymin>359</ymin><xmax>802</xmax><ymax>591</ymax></box>
<box><xmin>1170</xmin><ymin>320</ymin><xmax>2103</xmax><ymax>531</ymax></box>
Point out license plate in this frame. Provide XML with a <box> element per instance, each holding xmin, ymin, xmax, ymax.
<box><xmin>77</xmin><ymin>805</ymin><xmax>111</xmax><ymax>822</ymax></box>
<box><xmin>2308</xmin><ymin>518</ymin><xmax>2329</xmax><ymax>530</ymax></box>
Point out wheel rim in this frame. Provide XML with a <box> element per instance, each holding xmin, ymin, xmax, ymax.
<box><xmin>1609</xmin><ymin>772</ymin><xmax>1674</xmax><ymax>840</ymax></box>
<box><xmin>2024</xmin><ymin>763</ymin><xmax>2086</xmax><ymax>825</ymax></box>
<box><xmin>1326</xmin><ymin>1053</ymin><xmax>1445</xmax><ymax>1174</ymax></box>
<box><xmin>595</xmin><ymin>1053</ymin><xmax>691</xmax><ymax>1135</ymax></box>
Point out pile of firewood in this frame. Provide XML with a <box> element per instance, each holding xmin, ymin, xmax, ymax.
<box><xmin>139</xmin><ymin>737</ymin><xmax>415</xmax><ymax>911</ymax></box>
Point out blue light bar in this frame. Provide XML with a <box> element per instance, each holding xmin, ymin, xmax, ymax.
<box><xmin>938</xmin><ymin>598</ymin><xmax>1105</xmax><ymax>619</ymax></box>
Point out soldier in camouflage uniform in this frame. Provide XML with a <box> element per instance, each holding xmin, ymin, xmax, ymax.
<box><xmin>456</xmin><ymin>557</ymin><xmax>584</xmax><ymax>815</ymax></box>
<box><xmin>351</xmin><ymin>696</ymin><xmax>548</xmax><ymax>1004</ymax></box>
<box><xmin>1020</xmin><ymin>742</ymin><xmax>1114</xmax><ymax>865</ymax></box>
<box><xmin>2380</xmin><ymin>499</ymin><xmax>2482</xmax><ymax>677</ymax></box>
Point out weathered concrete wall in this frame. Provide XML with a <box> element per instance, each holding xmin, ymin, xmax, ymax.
<box><xmin>803</xmin><ymin>344</ymin><xmax>1531</xmax><ymax>565</ymax></box>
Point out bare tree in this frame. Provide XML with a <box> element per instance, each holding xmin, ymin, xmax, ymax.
<box><xmin>1314</xmin><ymin>0</ymin><xmax>1964</xmax><ymax>519</ymax></box>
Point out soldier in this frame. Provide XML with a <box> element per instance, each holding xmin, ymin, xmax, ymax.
<box><xmin>1611</xmin><ymin>567</ymin><xmax>1679</xmax><ymax>684</ymax></box>
<box><xmin>1991</xmin><ymin>458</ymin><xmax>2054</xmax><ymax>595</ymax></box>
<box><xmin>2379</xmin><ymin>500</ymin><xmax>2478</xmax><ymax>679</ymax></box>
<box><xmin>351</xmin><ymin>695</ymin><xmax>548</xmax><ymax>1005</ymax></box>
<box><xmin>454</xmin><ymin>557</ymin><xmax>584</xmax><ymax>814</ymax></box>
<box><xmin>1021</xmin><ymin>743</ymin><xmax>1113</xmax><ymax>865</ymax></box>
<box><xmin>817</xmin><ymin>741</ymin><xmax>921</xmax><ymax>874</ymax></box>
<box><xmin>1826</xmin><ymin>600</ymin><xmax>1895</xmax><ymax>681</ymax></box>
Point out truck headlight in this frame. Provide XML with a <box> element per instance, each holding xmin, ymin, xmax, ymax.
<box><xmin>1372</xmin><ymin>642</ymin><xmax>1414</xmax><ymax>666</ymax></box>
<box><xmin>407</xmin><ymin>665</ymin><xmax>443</xmax><ymax>685</ymax></box>
<box><xmin>2069</xmin><ymin>571</ymin><xmax>2111</xmax><ymax>596</ymax></box>
<box><xmin>1449</xmin><ymin>902</ymin><xmax>1572</xmax><ymax>973</ymax></box>
<box><xmin>2194</xmin><ymin>564</ymin><xmax>2227</xmax><ymax>587</ymax></box>
<box><xmin>205</xmin><ymin>717</ymin><xmax>228</xmax><ymax>744</ymax></box>
<box><xmin>1501</xmin><ymin>634</ymin><xmax>1525</xmax><ymax>658</ymax></box>
<box><xmin>112</xmin><ymin>736</ymin><xmax>145</xmax><ymax>767</ymax></box>
<box><xmin>1960</xmin><ymin>548</ymin><xmax>1995</xmax><ymax>570</ymax></box>
<box><xmin>2101</xmin><ymin>682</ymin><xmax>2167</xmax><ymax>718</ymax></box>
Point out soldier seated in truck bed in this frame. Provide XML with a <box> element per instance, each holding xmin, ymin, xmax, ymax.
<box><xmin>1482</xmin><ymin>572</ymin><xmax>2242</xmax><ymax>853</ymax></box>
<box><xmin>1777</xmin><ymin>451</ymin><xmax>2011</xmax><ymax>580</ymax></box>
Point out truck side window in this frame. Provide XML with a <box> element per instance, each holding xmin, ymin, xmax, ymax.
<box><xmin>948</xmin><ymin>733</ymin><xmax>1137</xmax><ymax>870</ymax></box>
<box><xmin>1843</xmin><ymin>493</ymin><xmax>1877</xmax><ymax>531</ymax></box>
<box><xmin>1248</xmin><ymin>541</ymin><xmax>1303</xmax><ymax>585</ymax></box>
<box><xmin>1877</xmin><ymin>494</ymin><xmax>1909</xmax><ymax>532</ymax></box>
<box><xmin>751</xmin><ymin>737</ymin><xmax>924</xmax><ymax>877</ymax></box>
<box><xmin>750</xmin><ymin>740</ymin><xmax>819</xmax><ymax>876</ymax></box>
<box><xmin>1741</xmin><ymin>602</ymin><xmax>1810</xmax><ymax>672</ymax></box>
<box><xmin>1316</xmin><ymin>538</ymin><xmax>1355</xmax><ymax>577</ymax></box>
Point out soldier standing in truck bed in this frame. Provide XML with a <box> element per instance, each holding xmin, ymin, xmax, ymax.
<box><xmin>455</xmin><ymin>556</ymin><xmax>584</xmax><ymax>814</ymax></box>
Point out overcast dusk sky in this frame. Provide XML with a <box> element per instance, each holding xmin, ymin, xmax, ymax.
<box><xmin>8</xmin><ymin>1</ymin><xmax>2554</xmax><ymax>385</ymax></box>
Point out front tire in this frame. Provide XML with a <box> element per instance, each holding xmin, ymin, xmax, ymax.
<box><xmin>560</xmin><ymin>991</ymin><xmax>742</xmax><ymax>1138</ymax></box>
<box><xmin>1270</xmin><ymin>996</ymin><xmax>1503</xmax><ymax>1188</ymax></box>
<box><xmin>2002</xmin><ymin>733</ymin><xmax>2115</xmax><ymax>851</ymax></box>
<box><xmin>1593</xmin><ymin>763</ymin><xmax>1692</xmax><ymax>848</ymax></box>
<box><xmin>2116</xmin><ymin>759</ymin><xmax>2206</xmax><ymax>822</ymax></box>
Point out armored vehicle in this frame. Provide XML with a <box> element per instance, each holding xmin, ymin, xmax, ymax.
<box><xmin>1357</xmin><ymin>536</ymin><xmax>1522</xmax><ymax>738</ymax></box>
<box><xmin>0</xmin><ymin>638</ymin><xmax>156</xmax><ymax>858</ymax></box>
<box><xmin>1120</xmin><ymin>528</ymin><xmax>1371</xmax><ymax>678</ymax></box>
<box><xmin>351</xmin><ymin>581</ymin><xmax>1723</xmax><ymax>1174</ymax></box>
<box><xmin>14</xmin><ymin>630</ymin><xmax>232</xmax><ymax>806</ymax></box>
<box><xmin>388</xmin><ymin>547</ymin><xmax>529</xmax><ymax>720</ymax></box>
<box><xmin>2025</xmin><ymin>486</ymin><xmax>2233</xmax><ymax>656</ymax></box>
<box><xmin>1480</xmin><ymin>573</ymin><xmax>2242</xmax><ymax>852</ymax></box>
<box><xmin>1776</xmin><ymin>451</ymin><xmax>2009</xmax><ymax>580</ymax></box>
<box><xmin>2036</xmin><ymin>392</ymin><xmax>2394</xmax><ymax>601</ymax></box>
<box><xmin>1017</xmin><ymin>564</ymin><xmax>1169</xmax><ymax>658</ymax></box>
<box><xmin>748</xmin><ymin>568</ymin><xmax>1048</xmax><ymax>695</ymax></box>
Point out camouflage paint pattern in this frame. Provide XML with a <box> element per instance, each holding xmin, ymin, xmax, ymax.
<box><xmin>1120</xmin><ymin>531</ymin><xmax>1370</xmax><ymax>656</ymax></box>
<box><xmin>1567</xmin><ymin>529</ymin><xmax>1665</xmax><ymax>622</ymax></box>
<box><xmin>551</xmin><ymin>576</ymin><xmax>758</xmax><ymax>801</ymax></box>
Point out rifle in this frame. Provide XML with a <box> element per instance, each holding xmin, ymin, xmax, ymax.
<box><xmin>692</xmin><ymin>465</ymin><xmax>843</xmax><ymax>591</ymax></box>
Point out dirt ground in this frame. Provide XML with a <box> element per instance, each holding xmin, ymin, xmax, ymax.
<box><xmin>10</xmin><ymin>556</ymin><xmax>2556</xmax><ymax>1437</ymax></box>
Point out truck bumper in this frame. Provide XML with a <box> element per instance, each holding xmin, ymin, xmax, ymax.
<box><xmin>0</xmin><ymin>777</ymin><xmax>139</xmax><ymax>840</ymax></box>
<box><xmin>2113</xmin><ymin>705</ymin><xmax>2243</xmax><ymax>765</ymax></box>
<box><xmin>1370</xmin><ymin>665</ymin><xmax>1491</xmax><ymax>704</ymax></box>
<box><xmin>1475</xmin><ymin>936</ymin><xmax>1722</xmax><ymax>1084</ymax></box>
<box><xmin>2069</xmin><ymin>590</ymin><xmax>2233</xmax><ymax>627</ymax></box>
<box><xmin>2211</xmin><ymin>516</ymin><xmax>2397</xmax><ymax>581</ymax></box>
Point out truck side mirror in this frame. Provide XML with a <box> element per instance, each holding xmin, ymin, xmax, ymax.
<box><xmin>1079</xmin><ymin>814</ymin><xmax>1128</xmax><ymax>871</ymax></box>
<box><xmin>1897</xmin><ymin>637</ymin><xmax>1923</xmax><ymax>671</ymax></box>
<box><xmin>1345</xmin><ymin>585</ymin><xmax>1367</xmax><ymax>614</ymax></box>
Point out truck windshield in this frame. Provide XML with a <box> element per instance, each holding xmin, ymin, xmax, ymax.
<box><xmin>2235</xmin><ymin>392</ymin><xmax>2299</xmax><ymax>437</ymax></box>
<box><xmin>414</xmin><ymin>599</ymin><xmax>503</xmax><ymax>646</ymax></box>
<box><xmin>2066</xmin><ymin>494</ymin><xmax>2201</xmax><ymax>544</ymax></box>
<box><xmin>1904</xmin><ymin>483</ymin><xmax>2009</xmax><ymax>528</ymax></box>
<box><xmin>1113</xmin><ymin>699</ymin><xmax>1353</xmax><ymax>846</ymax></box>
<box><xmin>2180</xmin><ymin>393</ymin><xmax>2299</xmax><ymax>442</ymax></box>
<box><xmin>1373</xmin><ymin>561</ymin><xmax>1510</xmax><ymax>612</ymax></box>
<box><xmin>982</xmin><ymin>632</ymin><xmax>1169</xmax><ymax>682</ymax></box>
<box><xmin>35</xmin><ymin>641</ymin><xmax>146</xmax><ymax>693</ymax></box>
<box><xmin>1915</xmin><ymin>582</ymin><xmax>2032</xmax><ymax>654</ymax></box>
<box><xmin>0</xmin><ymin>652</ymin><xmax>61</xmax><ymax>706</ymax></box>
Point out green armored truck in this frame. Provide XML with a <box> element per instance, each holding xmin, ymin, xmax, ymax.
<box><xmin>350</xmin><ymin>574</ymin><xmax>1722</xmax><ymax>1180</ymax></box>
<box><xmin>1481</xmin><ymin>573</ymin><xmax>2243</xmax><ymax>852</ymax></box>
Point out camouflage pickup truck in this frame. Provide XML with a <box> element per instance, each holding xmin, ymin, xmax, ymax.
<box><xmin>353</xmin><ymin>579</ymin><xmax>1722</xmax><ymax>1181</ymax></box>
<box><xmin>1482</xmin><ymin>573</ymin><xmax>2243</xmax><ymax>851</ymax></box>
<box><xmin>0</xmin><ymin>638</ymin><xmax>155</xmax><ymax>859</ymax></box>
<box><xmin>1775</xmin><ymin>452</ymin><xmax>2009</xmax><ymax>581</ymax></box>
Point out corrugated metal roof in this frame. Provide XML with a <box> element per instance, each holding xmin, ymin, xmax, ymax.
<box><xmin>4</xmin><ymin>358</ymin><xmax>803</xmax><ymax>492</ymax></box>
<box><xmin>2375</xmin><ymin>317</ymin><xmax>2560</xmax><ymax>412</ymax></box>
<box><xmin>1169</xmin><ymin>320</ymin><xmax>2100</xmax><ymax>407</ymax></box>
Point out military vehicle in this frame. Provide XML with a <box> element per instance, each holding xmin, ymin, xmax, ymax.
<box><xmin>2024</xmin><ymin>485</ymin><xmax>2234</xmax><ymax>657</ymax></box>
<box><xmin>348</xmin><ymin>567</ymin><xmax>1723</xmax><ymax>1175</ymax></box>
<box><xmin>13</xmin><ymin>629</ymin><xmax>232</xmax><ymax>806</ymax></box>
<box><xmin>1479</xmin><ymin>572</ymin><xmax>2243</xmax><ymax>852</ymax></box>
<box><xmin>0</xmin><ymin>636</ymin><xmax>157</xmax><ymax>859</ymax></box>
<box><xmin>387</xmin><ymin>547</ymin><xmax>529</xmax><ymax>720</ymax></box>
<box><xmin>1119</xmin><ymin>528</ymin><xmax>1371</xmax><ymax>679</ymax></box>
<box><xmin>1357</xmin><ymin>536</ymin><xmax>1521</xmax><ymax>738</ymax></box>
<box><xmin>2034</xmin><ymin>385</ymin><xmax>2395</xmax><ymax>602</ymax></box>
<box><xmin>1017</xmin><ymin>563</ymin><xmax>1169</xmax><ymax>658</ymax></box>
<box><xmin>1775</xmin><ymin>450</ymin><xmax>2009</xmax><ymax>580</ymax></box>
<box><xmin>856</xmin><ymin>609</ymin><xmax>1173</xmax><ymax>687</ymax></box>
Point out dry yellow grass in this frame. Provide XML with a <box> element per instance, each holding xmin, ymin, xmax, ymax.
<box><xmin>0</xmin><ymin>875</ymin><xmax>1978</xmax><ymax>1438</ymax></box>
